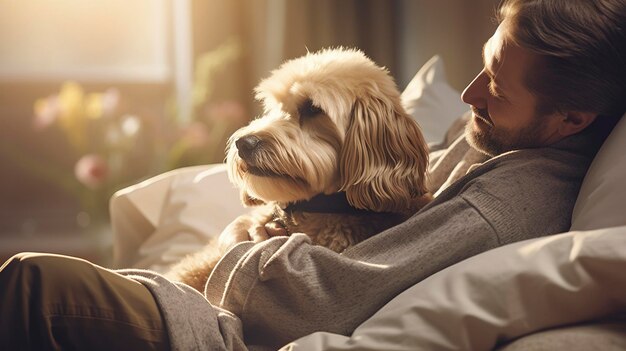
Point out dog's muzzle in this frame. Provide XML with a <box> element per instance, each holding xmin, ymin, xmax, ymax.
<box><xmin>236</xmin><ymin>135</ymin><xmax>261</xmax><ymax>163</ymax></box>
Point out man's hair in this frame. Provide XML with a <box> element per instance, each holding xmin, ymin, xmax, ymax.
<box><xmin>498</xmin><ymin>0</ymin><xmax>626</xmax><ymax>118</ymax></box>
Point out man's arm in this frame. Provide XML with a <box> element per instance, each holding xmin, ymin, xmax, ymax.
<box><xmin>206</xmin><ymin>195</ymin><xmax>501</xmax><ymax>348</ymax></box>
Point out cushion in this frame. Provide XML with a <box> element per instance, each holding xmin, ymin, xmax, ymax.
<box><xmin>401</xmin><ymin>55</ymin><xmax>468</xmax><ymax>144</ymax></box>
<box><xmin>571</xmin><ymin>113</ymin><xmax>626</xmax><ymax>230</ymax></box>
<box><xmin>110</xmin><ymin>164</ymin><xmax>247</xmax><ymax>271</ymax></box>
<box><xmin>281</xmin><ymin>226</ymin><xmax>626</xmax><ymax>351</ymax></box>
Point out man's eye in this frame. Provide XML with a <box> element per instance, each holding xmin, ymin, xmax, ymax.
<box><xmin>298</xmin><ymin>99</ymin><xmax>324</xmax><ymax>118</ymax></box>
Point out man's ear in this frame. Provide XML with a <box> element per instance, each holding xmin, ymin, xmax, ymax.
<box><xmin>558</xmin><ymin>111</ymin><xmax>597</xmax><ymax>137</ymax></box>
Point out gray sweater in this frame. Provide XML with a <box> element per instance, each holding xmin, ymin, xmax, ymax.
<box><xmin>120</xmin><ymin>123</ymin><xmax>606</xmax><ymax>351</ymax></box>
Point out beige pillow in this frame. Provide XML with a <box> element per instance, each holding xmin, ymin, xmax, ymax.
<box><xmin>282</xmin><ymin>226</ymin><xmax>626</xmax><ymax>351</ymax></box>
<box><xmin>401</xmin><ymin>55</ymin><xmax>468</xmax><ymax>144</ymax></box>
<box><xmin>110</xmin><ymin>164</ymin><xmax>247</xmax><ymax>271</ymax></box>
<box><xmin>571</xmin><ymin>113</ymin><xmax>626</xmax><ymax>230</ymax></box>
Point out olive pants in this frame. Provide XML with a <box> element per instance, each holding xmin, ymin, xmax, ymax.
<box><xmin>0</xmin><ymin>252</ymin><xmax>170</xmax><ymax>350</ymax></box>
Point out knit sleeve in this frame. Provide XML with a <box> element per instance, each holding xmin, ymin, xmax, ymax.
<box><xmin>117</xmin><ymin>268</ymin><xmax>247</xmax><ymax>351</ymax></box>
<box><xmin>207</xmin><ymin>195</ymin><xmax>500</xmax><ymax>349</ymax></box>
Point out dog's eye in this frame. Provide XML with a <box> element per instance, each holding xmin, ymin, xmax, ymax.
<box><xmin>298</xmin><ymin>99</ymin><xmax>324</xmax><ymax>119</ymax></box>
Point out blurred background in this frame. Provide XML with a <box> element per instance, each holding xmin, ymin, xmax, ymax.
<box><xmin>0</xmin><ymin>0</ymin><xmax>499</xmax><ymax>265</ymax></box>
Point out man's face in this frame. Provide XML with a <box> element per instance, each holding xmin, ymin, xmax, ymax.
<box><xmin>461</xmin><ymin>25</ymin><xmax>561</xmax><ymax>156</ymax></box>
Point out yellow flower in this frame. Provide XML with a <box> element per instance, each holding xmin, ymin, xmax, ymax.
<box><xmin>85</xmin><ymin>93</ymin><xmax>104</xmax><ymax>120</ymax></box>
<box><xmin>57</xmin><ymin>82</ymin><xmax>88</xmax><ymax>151</ymax></box>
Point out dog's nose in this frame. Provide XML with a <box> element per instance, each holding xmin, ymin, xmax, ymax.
<box><xmin>236</xmin><ymin>135</ymin><xmax>261</xmax><ymax>160</ymax></box>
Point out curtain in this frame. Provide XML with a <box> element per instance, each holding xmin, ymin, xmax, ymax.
<box><xmin>191</xmin><ymin>0</ymin><xmax>499</xmax><ymax>116</ymax></box>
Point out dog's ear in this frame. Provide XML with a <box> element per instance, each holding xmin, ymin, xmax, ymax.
<box><xmin>240</xmin><ymin>190</ymin><xmax>265</xmax><ymax>207</ymax></box>
<box><xmin>339</xmin><ymin>96</ymin><xmax>429</xmax><ymax>212</ymax></box>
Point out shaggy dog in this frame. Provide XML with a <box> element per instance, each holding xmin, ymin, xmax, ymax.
<box><xmin>166</xmin><ymin>48</ymin><xmax>431</xmax><ymax>292</ymax></box>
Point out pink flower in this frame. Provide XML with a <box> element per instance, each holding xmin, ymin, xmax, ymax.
<box><xmin>74</xmin><ymin>154</ymin><xmax>109</xmax><ymax>189</ymax></box>
<box><xmin>33</xmin><ymin>95</ymin><xmax>60</xmax><ymax>130</ymax></box>
<box><xmin>102</xmin><ymin>88</ymin><xmax>120</xmax><ymax>117</ymax></box>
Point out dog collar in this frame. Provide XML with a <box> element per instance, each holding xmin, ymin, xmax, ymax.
<box><xmin>284</xmin><ymin>192</ymin><xmax>376</xmax><ymax>214</ymax></box>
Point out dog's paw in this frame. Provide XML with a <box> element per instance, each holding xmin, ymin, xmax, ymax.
<box><xmin>265</xmin><ymin>221</ymin><xmax>289</xmax><ymax>237</ymax></box>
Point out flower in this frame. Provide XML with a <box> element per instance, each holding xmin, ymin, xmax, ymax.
<box><xmin>23</xmin><ymin>40</ymin><xmax>246</xmax><ymax>230</ymax></box>
<box><xmin>33</xmin><ymin>95</ymin><xmax>60</xmax><ymax>130</ymax></box>
<box><xmin>102</xmin><ymin>88</ymin><xmax>120</xmax><ymax>117</ymax></box>
<box><xmin>57</xmin><ymin>82</ymin><xmax>88</xmax><ymax>152</ymax></box>
<box><xmin>74</xmin><ymin>154</ymin><xmax>109</xmax><ymax>189</ymax></box>
<box><xmin>120</xmin><ymin>114</ymin><xmax>141</xmax><ymax>137</ymax></box>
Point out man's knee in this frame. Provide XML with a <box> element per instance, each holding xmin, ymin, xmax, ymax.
<box><xmin>1</xmin><ymin>252</ymin><xmax>87</xmax><ymax>289</ymax></box>
<box><xmin>0</xmin><ymin>253</ymin><xmax>56</xmax><ymax>316</ymax></box>
<box><xmin>1</xmin><ymin>252</ymin><xmax>45</xmax><ymax>283</ymax></box>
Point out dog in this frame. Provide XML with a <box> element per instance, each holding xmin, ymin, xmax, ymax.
<box><xmin>166</xmin><ymin>48</ymin><xmax>431</xmax><ymax>292</ymax></box>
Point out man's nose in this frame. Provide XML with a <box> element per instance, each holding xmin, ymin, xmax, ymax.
<box><xmin>461</xmin><ymin>70</ymin><xmax>488</xmax><ymax>108</ymax></box>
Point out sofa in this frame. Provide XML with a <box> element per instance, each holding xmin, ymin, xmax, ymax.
<box><xmin>110</xmin><ymin>56</ymin><xmax>626</xmax><ymax>350</ymax></box>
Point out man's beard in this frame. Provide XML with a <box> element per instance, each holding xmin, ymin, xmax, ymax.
<box><xmin>465</xmin><ymin>107</ymin><xmax>547</xmax><ymax>157</ymax></box>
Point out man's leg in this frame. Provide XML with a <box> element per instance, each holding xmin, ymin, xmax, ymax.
<box><xmin>0</xmin><ymin>252</ymin><xmax>170</xmax><ymax>350</ymax></box>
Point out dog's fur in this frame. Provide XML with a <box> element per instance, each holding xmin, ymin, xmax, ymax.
<box><xmin>166</xmin><ymin>48</ymin><xmax>431</xmax><ymax>292</ymax></box>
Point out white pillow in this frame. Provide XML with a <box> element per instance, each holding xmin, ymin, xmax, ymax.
<box><xmin>401</xmin><ymin>55</ymin><xmax>469</xmax><ymax>144</ymax></box>
<box><xmin>282</xmin><ymin>226</ymin><xmax>626</xmax><ymax>351</ymax></box>
<box><xmin>110</xmin><ymin>164</ymin><xmax>247</xmax><ymax>271</ymax></box>
<box><xmin>571</xmin><ymin>113</ymin><xmax>626</xmax><ymax>231</ymax></box>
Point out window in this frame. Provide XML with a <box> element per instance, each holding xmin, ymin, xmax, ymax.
<box><xmin>0</xmin><ymin>0</ymin><xmax>171</xmax><ymax>83</ymax></box>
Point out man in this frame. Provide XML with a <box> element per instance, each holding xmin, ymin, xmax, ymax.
<box><xmin>1</xmin><ymin>0</ymin><xmax>624</xmax><ymax>349</ymax></box>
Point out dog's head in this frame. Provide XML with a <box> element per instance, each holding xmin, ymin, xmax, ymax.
<box><xmin>226</xmin><ymin>48</ymin><xmax>429</xmax><ymax>212</ymax></box>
